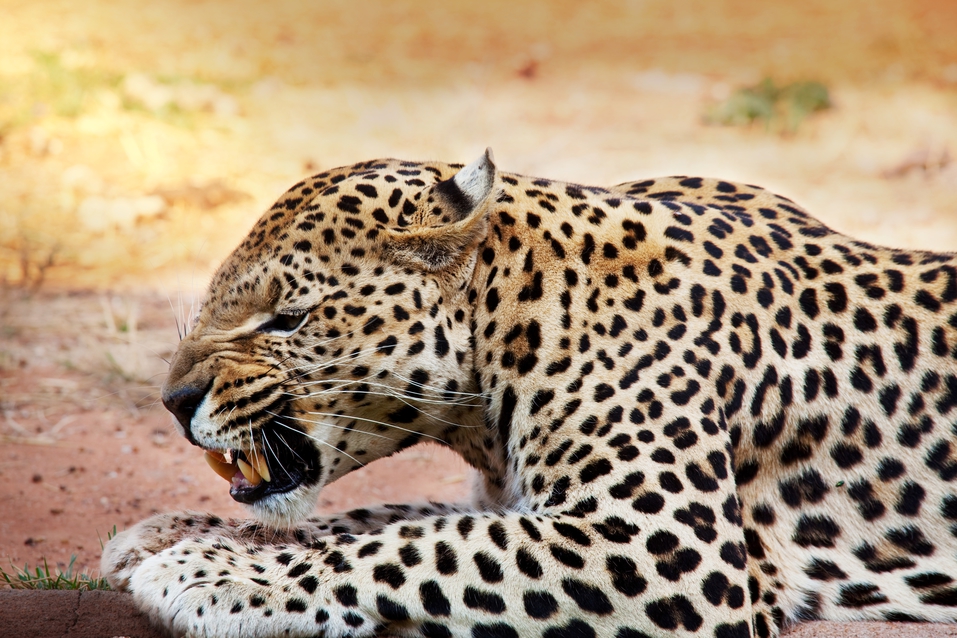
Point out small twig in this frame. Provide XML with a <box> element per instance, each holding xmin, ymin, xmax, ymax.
<box><xmin>100</xmin><ymin>295</ymin><xmax>117</xmax><ymax>334</ymax></box>
<box><xmin>0</xmin><ymin>434</ymin><xmax>66</xmax><ymax>447</ymax></box>
<box><xmin>3</xmin><ymin>411</ymin><xmax>30</xmax><ymax>435</ymax></box>
<box><xmin>48</xmin><ymin>414</ymin><xmax>76</xmax><ymax>436</ymax></box>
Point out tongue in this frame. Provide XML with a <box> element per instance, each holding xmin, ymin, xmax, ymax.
<box><xmin>230</xmin><ymin>471</ymin><xmax>258</xmax><ymax>490</ymax></box>
<box><xmin>236</xmin><ymin>458</ymin><xmax>263</xmax><ymax>486</ymax></box>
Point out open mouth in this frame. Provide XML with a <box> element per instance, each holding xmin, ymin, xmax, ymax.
<box><xmin>201</xmin><ymin>423</ymin><xmax>321</xmax><ymax>504</ymax></box>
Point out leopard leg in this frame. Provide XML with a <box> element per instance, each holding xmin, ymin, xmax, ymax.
<box><xmin>128</xmin><ymin>505</ymin><xmax>755</xmax><ymax>638</ymax></box>
<box><xmin>103</xmin><ymin>511</ymin><xmax>228</xmax><ymax>591</ymax></box>
<box><xmin>123</xmin><ymin>418</ymin><xmax>757</xmax><ymax>638</ymax></box>
<box><xmin>103</xmin><ymin>502</ymin><xmax>477</xmax><ymax>592</ymax></box>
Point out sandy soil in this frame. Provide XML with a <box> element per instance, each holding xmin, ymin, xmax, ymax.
<box><xmin>1</xmin><ymin>0</ymin><xmax>956</xmax><ymax>588</ymax></box>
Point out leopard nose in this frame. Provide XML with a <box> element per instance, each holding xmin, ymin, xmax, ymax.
<box><xmin>162</xmin><ymin>381</ymin><xmax>212</xmax><ymax>438</ymax></box>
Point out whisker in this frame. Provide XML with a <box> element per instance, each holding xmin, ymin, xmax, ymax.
<box><xmin>142</xmin><ymin>394</ymin><xmax>168</xmax><ymax>412</ymax></box>
<box><xmin>266</xmin><ymin>353</ymin><xmax>298</xmax><ymax>377</ymax></box>
<box><xmin>296</xmin><ymin>382</ymin><xmax>479</xmax><ymax>431</ymax></box>
<box><xmin>302</xmin><ymin>410</ymin><xmax>450</xmax><ymax>443</ymax></box>
<box><xmin>214</xmin><ymin>403</ymin><xmax>239</xmax><ymax>422</ymax></box>
<box><xmin>277</xmin><ymin>346</ymin><xmax>425</xmax><ymax>381</ymax></box>
<box><xmin>266</xmin><ymin>411</ymin><xmax>393</xmax><ymax>441</ymax></box>
<box><xmin>282</xmin><ymin>343</ymin><xmax>391</xmax><ymax>378</ymax></box>
<box><xmin>273</xmin><ymin>420</ymin><xmax>366</xmax><ymax>467</ymax></box>
<box><xmin>92</xmin><ymin>386</ymin><xmax>160</xmax><ymax>402</ymax></box>
<box><xmin>166</xmin><ymin>294</ymin><xmax>183</xmax><ymax>341</ymax></box>
<box><xmin>270</xmin><ymin>425</ymin><xmax>307</xmax><ymax>465</ymax></box>
<box><xmin>292</xmin><ymin>381</ymin><xmax>481</xmax><ymax>407</ymax></box>
<box><xmin>249</xmin><ymin>420</ymin><xmax>262</xmax><ymax>469</ymax></box>
<box><xmin>261</xmin><ymin>429</ymin><xmax>292</xmax><ymax>472</ymax></box>
<box><xmin>390</xmin><ymin>370</ymin><xmax>488</xmax><ymax>399</ymax></box>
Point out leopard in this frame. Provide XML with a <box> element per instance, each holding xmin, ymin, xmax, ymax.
<box><xmin>103</xmin><ymin>149</ymin><xmax>957</xmax><ymax>638</ymax></box>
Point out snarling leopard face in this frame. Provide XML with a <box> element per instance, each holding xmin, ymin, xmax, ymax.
<box><xmin>161</xmin><ymin>152</ymin><xmax>497</xmax><ymax>526</ymax></box>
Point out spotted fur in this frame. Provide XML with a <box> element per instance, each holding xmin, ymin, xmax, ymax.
<box><xmin>103</xmin><ymin>150</ymin><xmax>957</xmax><ymax>638</ymax></box>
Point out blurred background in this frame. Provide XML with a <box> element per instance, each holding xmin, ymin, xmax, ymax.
<box><xmin>1</xmin><ymin>0</ymin><xmax>956</xmax><ymax>577</ymax></box>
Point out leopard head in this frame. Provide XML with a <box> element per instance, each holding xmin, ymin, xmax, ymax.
<box><xmin>161</xmin><ymin>150</ymin><xmax>496</xmax><ymax>526</ymax></box>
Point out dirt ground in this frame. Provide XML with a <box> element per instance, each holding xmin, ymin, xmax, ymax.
<box><xmin>1</xmin><ymin>0</ymin><xmax>957</xmax><ymax>580</ymax></box>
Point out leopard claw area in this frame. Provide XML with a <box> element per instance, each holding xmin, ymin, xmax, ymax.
<box><xmin>101</xmin><ymin>511</ymin><xmax>226</xmax><ymax>592</ymax></box>
<box><xmin>128</xmin><ymin>540</ymin><xmax>316</xmax><ymax>638</ymax></box>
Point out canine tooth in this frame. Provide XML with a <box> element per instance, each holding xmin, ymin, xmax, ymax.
<box><xmin>248</xmin><ymin>452</ymin><xmax>271</xmax><ymax>482</ymax></box>
<box><xmin>205</xmin><ymin>451</ymin><xmax>236</xmax><ymax>482</ymax></box>
<box><xmin>237</xmin><ymin>458</ymin><xmax>262</xmax><ymax>486</ymax></box>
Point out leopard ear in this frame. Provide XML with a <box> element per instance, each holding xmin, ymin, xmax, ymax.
<box><xmin>433</xmin><ymin>147</ymin><xmax>497</xmax><ymax>221</ymax></box>
<box><xmin>385</xmin><ymin>149</ymin><xmax>497</xmax><ymax>271</ymax></box>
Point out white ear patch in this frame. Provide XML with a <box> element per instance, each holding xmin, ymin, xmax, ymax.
<box><xmin>452</xmin><ymin>147</ymin><xmax>496</xmax><ymax>209</ymax></box>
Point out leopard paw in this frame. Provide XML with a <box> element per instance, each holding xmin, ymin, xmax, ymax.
<box><xmin>101</xmin><ymin>511</ymin><xmax>227</xmax><ymax>591</ymax></box>
<box><xmin>130</xmin><ymin>539</ymin><xmax>327</xmax><ymax>638</ymax></box>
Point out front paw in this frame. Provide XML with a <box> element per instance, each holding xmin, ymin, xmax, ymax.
<box><xmin>101</xmin><ymin>511</ymin><xmax>225</xmax><ymax>591</ymax></box>
<box><xmin>130</xmin><ymin>539</ymin><xmax>322</xmax><ymax>638</ymax></box>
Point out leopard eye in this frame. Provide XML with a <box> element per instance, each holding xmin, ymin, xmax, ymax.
<box><xmin>257</xmin><ymin>312</ymin><xmax>308</xmax><ymax>335</ymax></box>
